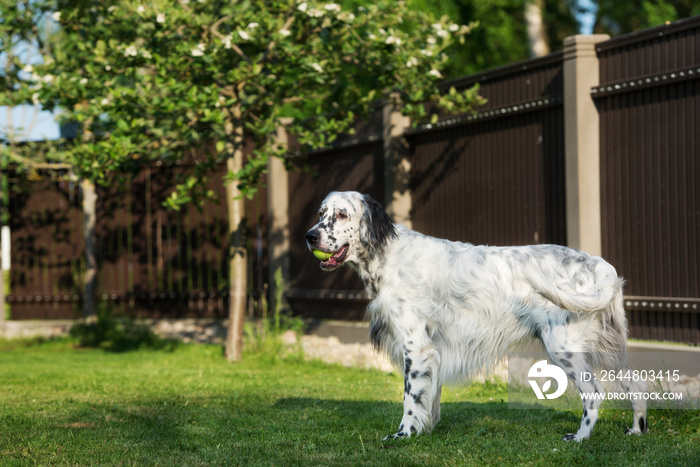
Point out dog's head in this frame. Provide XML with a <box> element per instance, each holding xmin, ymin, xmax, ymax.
<box><xmin>305</xmin><ymin>191</ymin><xmax>396</xmax><ymax>271</ymax></box>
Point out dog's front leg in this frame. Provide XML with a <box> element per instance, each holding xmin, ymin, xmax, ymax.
<box><xmin>384</xmin><ymin>342</ymin><xmax>441</xmax><ymax>440</ymax></box>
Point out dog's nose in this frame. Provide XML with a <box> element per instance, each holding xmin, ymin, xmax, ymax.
<box><xmin>306</xmin><ymin>229</ymin><xmax>320</xmax><ymax>245</ymax></box>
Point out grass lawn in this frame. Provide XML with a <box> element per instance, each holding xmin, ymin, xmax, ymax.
<box><xmin>0</xmin><ymin>339</ymin><xmax>698</xmax><ymax>466</ymax></box>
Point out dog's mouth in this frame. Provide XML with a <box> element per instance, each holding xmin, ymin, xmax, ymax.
<box><xmin>319</xmin><ymin>244</ymin><xmax>349</xmax><ymax>271</ymax></box>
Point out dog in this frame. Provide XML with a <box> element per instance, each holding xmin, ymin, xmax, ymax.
<box><xmin>305</xmin><ymin>191</ymin><xmax>648</xmax><ymax>441</ymax></box>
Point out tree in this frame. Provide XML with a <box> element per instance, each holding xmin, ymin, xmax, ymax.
<box><xmin>1</xmin><ymin>0</ymin><xmax>483</xmax><ymax>361</ymax></box>
<box><xmin>591</xmin><ymin>0</ymin><xmax>700</xmax><ymax>35</ymax></box>
<box><xmin>525</xmin><ymin>0</ymin><xmax>549</xmax><ymax>57</ymax></box>
<box><xmin>406</xmin><ymin>0</ymin><xmax>580</xmax><ymax>75</ymax></box>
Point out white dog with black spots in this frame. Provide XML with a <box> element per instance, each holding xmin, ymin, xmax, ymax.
<box><xmin>305</xmin><ymin>191</ymin><xmax>648</xmax><ymax>441</ymax></box>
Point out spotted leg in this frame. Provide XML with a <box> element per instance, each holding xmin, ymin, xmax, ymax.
<box><xmin>541</xmin><ymin>325</ymin><xmax>605</xmax><ymax>441</ymax></box>
<box><xmin>383</xmin><ymin>341</ymin><xmax>441</xmax><ymax>440</ymax></box>
<box><xmin>618</xmin><ymin>363</ymin><xmax>649</xmax><ymax>435</ymax></box>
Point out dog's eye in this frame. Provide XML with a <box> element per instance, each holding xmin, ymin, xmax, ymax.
<box><xmin>337</xmin><ymin>212</ymin><xmax>348</xmax><ymax>219</ymax></box>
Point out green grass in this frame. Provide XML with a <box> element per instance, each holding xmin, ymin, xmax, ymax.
<box><xmin>0</xmin><ymin>339</ymin><xmax>698</xmax><ymax>466</ymax></box>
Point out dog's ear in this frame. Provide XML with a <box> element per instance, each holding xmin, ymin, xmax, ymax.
<box><xmin>360</xmin><ymin>194</ymin><xmax>396</xmax><ymax>254</ymax></box>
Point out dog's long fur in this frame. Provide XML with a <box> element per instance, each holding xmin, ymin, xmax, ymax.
<box><xmin>306</xmin><ymin>191</ymin><xmax>648</xmax><ymax>441</ymax></box>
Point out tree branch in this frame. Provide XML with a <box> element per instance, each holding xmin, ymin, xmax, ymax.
<box><xmin>210</xmin><ymin>15</ymin><xmax>233</xmax><ymax>38</ymax></box>
<box><xmin>260</xmin><ymin>14</ymin><xmax>295</xmax><ymax>63</ymax></box>
<box><xmin>209</xmin><ymin>14</ymin><xmax>251</xmax><ymax>63</ymax></box>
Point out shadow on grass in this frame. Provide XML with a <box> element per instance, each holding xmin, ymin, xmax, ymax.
<box><xmin>10</xmin><ymin>396</ymin><xmax>696</xmax><ymax>465</ymax></box>
<box><xmin>270</xmin><ymin>397</ymin><xmax>687</xmax><ymax>442</ymax></box>
<box><xmin>272</xmin><ymin>397</ymin><xmax>585</xmax><ymax>436</ymax></box>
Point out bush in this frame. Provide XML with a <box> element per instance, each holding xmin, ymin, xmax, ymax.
<box><xmin>69</xmin><ymin>305</ymin><xmax>178</xmax><ymax>352</ymax></box>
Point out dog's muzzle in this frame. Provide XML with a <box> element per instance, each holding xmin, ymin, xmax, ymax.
<box><xmin>305</xmin><ymin>228</ymin><xmax>349</xmax><ymax>270</ymax></box>
<box><xmin>305</xmin><ymin>229</ymin><xmax>320</xmax><ymax>246</ymax></box>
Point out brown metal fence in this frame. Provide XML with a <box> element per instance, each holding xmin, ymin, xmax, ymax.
<box><xmin>7</xmin><ymin>158</ymin><xmax>268</xmax><ymax>320</ymax></box>
<box><xmin>7</xmin><ymin>173</ymin><xmax>84</xmax><ymax>319</ymax></box>
<box><xmin>594</xmin><ymin>17</ymin><xmax>700</xmax><ymax>343</ymax></box>
<box><xmin>409</xmin><ymin>52</ymin><xmax>566</xmax><ymax>246</ymax></box>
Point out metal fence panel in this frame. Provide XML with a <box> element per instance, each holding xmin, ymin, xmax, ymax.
<box><xmin>595</xmin><ymin>17</ymin><xmax>700</xmax><ymax>343</ymax></box>
<box><xmin>410</xmin><ymin>53</ymin><xmax>566</xmax><ymax>248</ymax></box>
<box><xmin>94</xmin><ymin>162</ymin><xmax>232</xmax><ymax>318</ymax></box>
<box><xmin>7</xmin><ymin>157</ymin><xmax>267</xmax><ymax>320</ymax></box>
<box><xmin>7</xmin><ymin>174</ymin><xmax>84</xmax><ymax>319</ymax></box>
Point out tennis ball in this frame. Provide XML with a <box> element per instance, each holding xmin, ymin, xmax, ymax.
<box><xmin>312</xmin><ymin>249</ymin><xmax>333</xmax><ymax>261</ymax></box>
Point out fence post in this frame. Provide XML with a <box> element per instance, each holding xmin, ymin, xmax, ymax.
<box><xmin>0</xmin><ymin>160</ymin><xmax>5</xmax><ymax>322</ymax></box>
<box><xmin>563</xmin><ymin>34</ymin><xmax>609</xmax><ymax>256</ymax></box>
<box><xmin>382</xmin><ymin>99</ymin><xmax>412</xmax><ymax>228</ymax></box>
<box><xmin>267</xmin><ymin>118</ymin><xmax>292</xmax><ymax>312</ymax></box>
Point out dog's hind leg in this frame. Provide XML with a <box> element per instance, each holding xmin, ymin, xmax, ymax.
<box><xmin>383</xmin><ymin>340</ymin><xmax>441</xmax><ymax>440</ymax></box>
<box><xmin>431</xmin><ymin>385</ymin><xmax>443</xmax><ymax>429</ymax></box>
<box><xmin>540</xmin><ymin>324</ymin><xmax>604</xmax><ymax>441</ymax></box>
<box><xmin>618</xmin><ymin>362</ymin><xmax>648</xmax><ymax>435</ymax></box>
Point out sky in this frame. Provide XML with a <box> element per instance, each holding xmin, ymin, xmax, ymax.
<box><xmin>0</xmin><ymin>105</ymin><xmax>61</xmax><ymax>142</ymax></box>
<box><xmin>0</xmin><ymin>2</ymin><xmax>597</xmax><ymax>143</ymax></box>
<box><xmin>579</xmin><ymin>0</ymin><xmax>596</xmax><ymax>34</ymax></box>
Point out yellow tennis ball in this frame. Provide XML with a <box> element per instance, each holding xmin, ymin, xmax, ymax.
<box><xmin>312</xmin><ymin>249</ymin><xmax>333</xmax><ymax>260</ymax></box>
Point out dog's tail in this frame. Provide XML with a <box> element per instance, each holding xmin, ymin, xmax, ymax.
<box><xmin>526</xmin><ymin>258</ymin><xmax>629</xmax><ymax>360</ymax></box>
<box><xmin>525</xmin><ymin>258</ymin><xmax>625</xmax><ymax>313</ymax></box>
<box><xmin>596</xmin><ymin>284</ymin><xmax>629</xmax><ymax>358</ymax></box>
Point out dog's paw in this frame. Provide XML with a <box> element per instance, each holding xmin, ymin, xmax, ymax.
<box><xmin>382</xmin><ymin>422</ymin><xmax>420</xmax><ymax>441</ymax></box>
<box><xmin>562</xmin><ymin>433</ymin><xmax>584</xmax><ymax>442</ymax></box>
<box><xmin>382</xmin><ymin>432</ymin><xmax>410</xmax><ymax>441</ymax></box>
<box><xmin>625</xmin><ymin>417</ymin><xmax>648</xmax><ymax>435</ymax></box>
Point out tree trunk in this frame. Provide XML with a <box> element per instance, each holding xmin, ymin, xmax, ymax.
<box><xmin>225</xmin><ymin>106</ymin><xmax>247</xmax><ymax>362</ymax></box>
<box><xmin>525</xmin><ymin>0</ymin><xmax>550</xmax><ymax>57</ymax></box>
<box><xmin>81</xmin><ymin>178</ymin><xmax>97</xmax><ymax>320</ymax></box>
<box><xmin>0</xmin><ymin>225</ymin><xmax>5</xmax><ymax>323</ymax></box>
